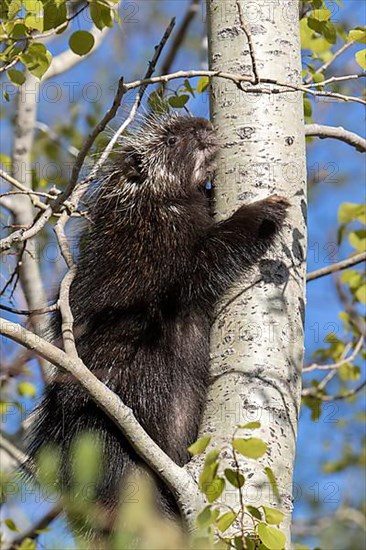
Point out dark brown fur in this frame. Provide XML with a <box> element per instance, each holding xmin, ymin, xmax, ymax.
<box><xmin>27</xmin><ymin>114</ymin><xmax>289</xmax><ymax>531</ymax></box>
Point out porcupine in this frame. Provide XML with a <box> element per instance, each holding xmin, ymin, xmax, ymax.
<box><xmin>27</xmin><ymin>113</ymin><xmax>289</xmax><ymax>532</ymax></box>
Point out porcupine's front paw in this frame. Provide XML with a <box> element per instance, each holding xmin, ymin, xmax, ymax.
<box><xmin>254</xmin><ymin>194</ymin><xmax>290</xmax><ymax>239</ymax></box>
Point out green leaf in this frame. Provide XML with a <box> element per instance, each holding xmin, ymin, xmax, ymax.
<box><xmin>5</xmin><ymin>518</ymin><xmax>19</xmax><ymax>532</ymax></box>
<box><xmin>196</xmin><ymin>505</ymin><xmax>220</xmax><ymax>529</ymax></box>
<box><xmin>21</xmin><ymin>43</ymin><xmax>52</xmax><ymax>79</ymax></box>
<box><xmin>234</xmin><ymin>537</ymin><xmax>244</xmax><ymax>550</ymax></box>
<box><xmin>257</xmin><ymin>523</ymin><xmax>286</xmax><ymax>550</ymax></box>
<box><xmin>147</xmin><ymin>91</ymin><xmax>170</xmax><ymax>115</ymax></box>
<box><xmin>338</xmin><ymin>363</ymin><xmax>361</xmax><ymax>382</ymax></box>
<box><xmin>204</xmin><ymin>449</ymin><xmax>220</xmax><ymax>465</ymax></box>
<box><xmin>322</xmin><ymin>21</ymin><xmax>337</xmax><ymax>44</ymax></box>
<box><xmin>90</xmin><ymin>0</ymin><xmax>113</xmax><ymax>30</ymax></box>
<box><xmin>216</xmin><ymin>511</ymin><xmax>237</xmax><ymax>533</ymax></box>
<box><xmin>206</xmin><ymin>476</ymin><xmax>225</xmax><ymax>503</ymax></box>
<box><xmin>338</xmin><ymin>202</ymin><xmax>365</xmax><ymax>224</ymax></box>
<box><xmin>188</xmin><ymin>436</ymin><xmax>211</xmax><ymax>456</ymax></box>
<box><xmin>341</xmin><ymin>270</ymin><xmax>363</xmax><ymax>289</ymax></box>
<box><xmin>224</xmin><ymin>468</ymin><xmax>245</xmax><ymax>488</ymax></box>
<box><xmin>262</xmin><ymin>506</ymin><xmax>285</xmax><ymax>525</ymax></box>
<box><xmin>25</xmin><ymin>12</ymin><xmax>43</xmax><ymax>32</ymax></box>
<box><xmin>244</xmin><ymin>538</ymin><xmax>256</xmax><ymax>550</ymax></box>
<box><xmin>43</xmin><ymin>0</ymin><xmax>67</xmax><ymax>31</ymax></box>
<box><xmin>233</xmin><ymin>438</ymin><xmax>267</xmax><ymax>459</ymax></box>
<box><xmin>183</xmin><ymin>79</ymin><xmax>196</xmax><ymax>96</ymax></box>
<box><xmin>348</xmin><ymin>28</ymin><xmax>366</xmax><ymax>44</ymax></box>
<box><xmin>7</xmin><ymin>68</ymin><xmax>26</xmax><ymax>86</ymax></box>
<box><xmin>69</xmin><ymin>30</ymin><xmax>95</xmax><ymax>56</ymax></box>
<box><xmin>310</xmin><ymin>8</ymin><xmax>331</xmax><ymax>21</ymax></box>
<box><xmin>303</xmin><ymin>98</ymin><xmax>312</xmax><ymax>118</ymax></box>
<box><xmin>17</xmin><ymin>381</ymin><xmax>36</xmax><ymax>397</ymax></box>
<box><xmin>71</xmin><ymin>432</ymin><xmax>102</xmax><ymax>487</ymax></box>
<box><xmin>246</xmin><ymin>505</ymin><xmax>262</xmax><ymax>520</ymax></box>
<box><xmin>312</xmin><ymin>72</ymin><xmax>325</xmax><ymax>84</ymax></box>
<box><xmin>355</xmin><ymin>284</ymin><xmax>366</xmax><ymax>304</ymax></box>
<box><xmin>307</xmin><ymin>18</ymin><xmax>326</xmax><ymax>34</ymax></box>
<box><xmin>239</xmin><ymin>421</ymin><xmax>261</xmax><ymax>429</ymax></box>
<box><xmin>302</xmin><ymin>395</ymin><xmax>322</xmax><ymax>421</ymax></box>
<box><xmin>8</xmin><ymin>0</ymin><xmax>22</xmax><ymax>19</ymax></box>
<box><xmin>264</xmin><ymin>467</ymin><xmax>281</xmax><ymax>501</ymax></box>
<box><xmin>18</xmin><ymin>539</ymin><xmax>37</xmax><ymax>550</ymax></box>
<box><xmin>199</xmin><ymin>449</ymin><xmax>220</xmax><ymax>491</ymax></box>
<box><xmin>168</xmin><ymin>94</ymin><xmax>189</xmax><ymax>108</ymax></box>
<box><xmin>349</xmin><ymin>230</ymin><xmax>366</xmax><ymax>252</ymax></box>
<box><xmin>8</xmin><ymin>22</ymin><xmax>27</xmax><ymax>38</ymax></box>
<box><xmin>355</xmin><ymin>49</ymin><xmax>366</xmax><ymax>70</ymax></box>
<box><xmin>37</xmin><ymin>445</ymin><xmax>60</xmax><ymax>486</ymax></box>
<box><xmin>197</xmin><ymin>76</ymin><xmax>210</xmax><ymax>93</ymax></box>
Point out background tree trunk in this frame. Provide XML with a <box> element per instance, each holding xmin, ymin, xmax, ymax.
<box><xmin>203</xmin><ymin>0</ymin><xmax>307</xmax><ymax>543</ymax></box>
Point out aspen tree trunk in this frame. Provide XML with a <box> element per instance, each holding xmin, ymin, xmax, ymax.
<box><xmin>203</xmin><ymin>0</ymin><xmax>307</xmax><ymax>545</ymax></box>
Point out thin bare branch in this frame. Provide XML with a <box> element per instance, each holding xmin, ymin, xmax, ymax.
<box><xmin>0</xmin><ymin>78</ymin><xmax>126</xmax><ymax>253</ymax></box>
<box><xmin>307</xmin><ymin>252</ymin><xmax>366</xmax><ymax>282</ymax></box>
<box><xmin>35</xmin><ymin>122</ymin><xmax>79</xmax><ymax>158</ymax></box>
<box><xmin>54</xmin><ymin>210</ymin><xmax>74</xmax><ymax>268</ymax></box>
<box><xmin>305</xmin><ymin>123</ymin><xmax>366</xmax><ymax>153</ymax></box>
<box><xmin>303</xmin><ymin>336</ymin><xmax>364</xmax><ymax>373</ymax></box>
<box><xmin>0</xmin><ymin>303</ymin><xmax>58</xmax><ymax>316</ymax></box>
<box><xmin>160</xmin><ymin>0</ymin><xmax>200</xmax><ymax>76</ymax></box>
<box><xmin>59</xmin><ymin>266</ymin><xmax>78</xmax><ymax>358</ymax></box>
<box><xmin>304</xmin><ymin>380</ymin><xmax>366</xmax><ymax>402</ymax></box>
<box><xmin>7</xmin><ymin>504</ymin><xmax>62</xmax><ymax>550</ymax></box>
<box><xmin>304</xmin><ymin>41</ymin><xmax>355</xmax><ymax>84</ymax></box>
<box><xmin>303</xmin><ymin>73</ymin><xmax>365</xmax><ymax>88</ymax></box>
<box><xmin>122</xmin><ymin>70</ymin><xmax>366</xmax><ymax>106</ymax></box>
<box><xmin>0</xmin><ymin>433</ymin><xmax>35</xmax><ymax>476</ymax></box>
<box><xmin>235</xmin><ymin>0</ymin><xmax>259</xmax><ymax>84</ymax></box>
<box><xmin>0</xmin><ymin>169</ymin><xmax>49</xmax><ymax>210</ymax></box>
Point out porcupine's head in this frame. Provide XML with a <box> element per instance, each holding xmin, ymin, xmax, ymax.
<box><xmin>117</xmin><ymin>113</ymin><xmax>219</xmax><ymax>197</ymax></box>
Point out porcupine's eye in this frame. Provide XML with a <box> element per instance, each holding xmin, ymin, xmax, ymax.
<box><xmin>167</xmin><ymin>135</ymin><xmax>177</xmax><ymax>147</ymax></box>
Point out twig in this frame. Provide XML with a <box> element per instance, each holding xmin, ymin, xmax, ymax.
<box><xmin>2</xmin><ymin>68</ymin><xmax>365</xmax><ymax>253</ymax></box>
<box><xmin>0</xmin><ymin>169</ymin><xmax>48</xmax><ymax>210</ymax></box>
<box><xmin>35</xmin><ymin>122</ymin><xmax>79</xmax><ymax>158</ymax></box>
<box><xmin>8</xmin><ymin>504</ymin><xmax>62</xmax><ymax>550</ymax></box>
<box><xmin>0</xmin><ymin>190</ymin><xmax>55</xmax><ymax>200</ymax></box>
<box><xmin>335</xmin><ymin>277</ymin><xmax>366</xmax><ymax>337</ymax></box>
<box><xmin>54</xmin><ymin>210</ymin><xmax>74</xmax><ymax>268</ymax></box>
<box><xmin>303</xmin><ymin>73</ymin><xmax>365</xmax><ymax>88</ymax></box>
<box><xmin>303</xmin><ymin>336</ymin><xmax>364</xmax><ymax>373</ymax></box>
<box><xmin>235</xmin><ymin>0</ymin><xmax>259</xmax><ymax>84</ymax></box>
<box><xmin>0</xmin><ymin>78</ymin><xmax>126</xmax><ymax>253</ymax></box>
<box><xmin>305</xmin><ymin>124</ymin><xmax>366</xmax><ymax>153</ymax></box>
<box><xmin>160</xmin><ymin>0</ymin><xmax>200</xmax><ymax>77</ymax></box>
<box><xmin>0</xmin><ymin>2</ymin><xmax>89</xmax><ymax>42</ymax></box>
<box><xmin>315</xmin><ymin>380</ymin><xmax>366</xmax><ymax>401</ymax></box>
<box><xmin>59</xmin><ymin>266</ymin><xmax>78</xmax><ymax>358</ymax></box>
<box><xmin>0</xmin><ymin>432</ymin><xmax>35</xmax><ymax>476</ymax></box>
<box><xmin>92</xmin><ymin>17</ymin><xmax>176</xmax><ymax>176</ymax></box>
<box><xmin>121</xmin><ymin>71</ymin><xmax>366</xmax><ymax>106</ymax></box>
<box><xmin>304</xmin><ymin>41</ymin><xmax>355</xmax><ymax>84</ymax></box>
<box><xmin>307</xmin><ymin>252</ymin><xmax>366</xmax><ymax>282</ymax></box>
<box><xmin>0</xmin><ymin>303</ymin><xmax>58</xmax><ymax>316</ymax></box>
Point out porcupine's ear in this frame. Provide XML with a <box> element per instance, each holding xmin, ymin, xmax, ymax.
<box><xmin>120</xmin><ymin>145</ymin><xmax>144</xmax><ymax>183</ymax></box>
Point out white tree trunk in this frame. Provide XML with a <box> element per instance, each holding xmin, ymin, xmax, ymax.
<box><xmin>203</xmin><ymin>0</ymin><xmax>307</xmax><ymax>544</ymax></box>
